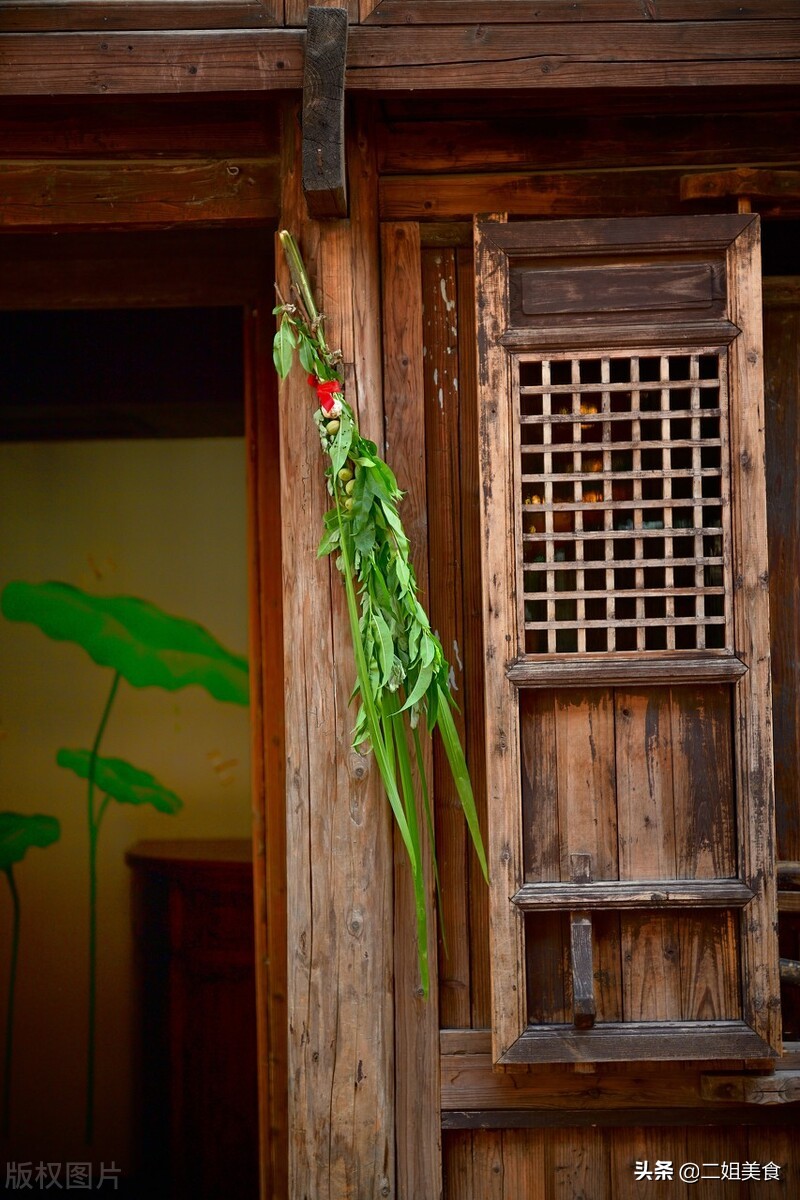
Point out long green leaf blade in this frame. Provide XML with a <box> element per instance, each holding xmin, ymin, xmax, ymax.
<box><xmin>435</xmin><ymin>688</ymin><xmax>489</xmax><ymax>883</ymax></box>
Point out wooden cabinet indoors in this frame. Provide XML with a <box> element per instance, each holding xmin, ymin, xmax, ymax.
<box><xmin>126</xmin><ymin>840</ymin><xmax>259</xmax><ymax>1200</ymax></box>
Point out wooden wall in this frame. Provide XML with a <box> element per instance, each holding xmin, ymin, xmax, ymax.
<box><xmin>378</xmin><ymin>93</ymin><xmax>800</xmax><ymax>1199</ymax></box>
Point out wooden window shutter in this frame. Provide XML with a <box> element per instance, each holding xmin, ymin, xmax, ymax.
<box><xmin>475</xmin><ymin>215</ymin><xmax>780</xmax><ymax>1066</ymax></box>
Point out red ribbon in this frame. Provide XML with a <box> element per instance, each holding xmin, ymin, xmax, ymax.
<box><xmin>308</xmin><ymin>374</ymin><xmax>342</xmax><ymax>415</ymax></box>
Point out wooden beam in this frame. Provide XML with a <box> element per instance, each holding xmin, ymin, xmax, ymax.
<box><xmin>279</xmin><ymin>98</ymin><xmax>395</xmax><ymax>1200</ymax></box>
<box><xmin>1</xmin><ymin>22</ymin><xmax>800</xmax><ymax>95</ymax></box>
<box><xmin>382</xmin><ymin>221</ymin><xmax>442</xmax><ymax>1200</ymax></box>
<box><xmin>1</xmin><ymin>1</ymin><xmax>280</xmax><ymax>31</ymax></box>
<box><xmin>367</xmin><ymin>1</ymin><xmax>800</xmax><ymax>24</ymax></box>
<box><xmin>302</xmin><ymin>7</ymin><xmax>348</xmax><ymax>219</ymax></box>
<box><xmin>681</xmin><ymin>167</ymin><xmax>800</xmax><ymax>201</ymax></box>
<box><xmin>0</xmin><ymin>158</ymin><xmax>279</xmax><ymax>230</ymax></box>
<box><xmin>701</xmin><ymin>1072</ymin><xmax>800</xmax><ymax>1105</ymax></box>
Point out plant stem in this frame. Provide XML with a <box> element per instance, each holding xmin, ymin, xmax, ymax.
<box><xmin>2</xmin><ymin>866</ymin><xmax>20</xmax><ymax>1140</ymax></box>
<box><xmin>85</xmin><ymin>669</ymin><xmax>121</xmax><ymax>1144</ymax></box>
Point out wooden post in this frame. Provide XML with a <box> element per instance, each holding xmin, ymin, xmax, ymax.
<box><xmin>278</xmin><ymin>99</ymin><xmax>395</xmax><ymax>1199</ymax></box>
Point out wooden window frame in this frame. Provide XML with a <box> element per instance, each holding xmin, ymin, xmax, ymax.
<box><xmin>476</xmin><ymin>213</ymin><xmax>781</xmax><ymax>1067</ymax></box>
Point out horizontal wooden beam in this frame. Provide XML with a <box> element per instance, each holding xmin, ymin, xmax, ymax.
<box><xmin>441</xmin><ymin>1105</ymin><xmax>800</xmax><ymax>1128</ymax></box>
<box><xmin>0</xmin><ymin>157</ymin><xmax>278</xmax><ymax>228</ymax></box>
<box><xmin>1</xmin><ymin>22</ymin><xmax>800</xmax><ymax>95</ymax></box>
<box><xmin>512</xmin><ymin>879</ymin><xmax>755</xmax><ymax>911</ymax></box>
<box><xmin>507</xmin><ymin>653</ymin><xmax>747</xmax><ymax>689</ymax></box>
<box><xmin>700</xmin><ymin>1071</ymin><xmax>800</xmax><ymax>1105</ymax></box>
<box><xmin>502</xmin><ymin>1022</ymin><xmax>774</xmax><ymax>1065</ymax></box>
<box><xmin>1</xmin><ymin>1</ymin><xmax>280</xmax><ymax>31</ymax></box>
<box><xmin>367</xmin><ymin>1</ymin><xmax>800</xmax><ymax>25</ymax></box>
<box><xmin>0</xmin><ymin>229</ymin><xmax>272</xmax><ymax>309</ymax></box>
<box><xmin>682</xmin><ymin>167</ymin><xmax>800</xmax><ymax>201</ymax></box>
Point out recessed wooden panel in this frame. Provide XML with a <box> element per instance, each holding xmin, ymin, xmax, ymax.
<box><xmin>521</xmin><ymin>263</ymin><xmax>721</xmax><ymax>318</ymax></box>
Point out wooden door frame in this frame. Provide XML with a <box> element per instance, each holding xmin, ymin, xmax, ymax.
<box><xmin>0</xmin><ymin>222</ymin><xmax>288</xmax><ymax>1200</ymax></box>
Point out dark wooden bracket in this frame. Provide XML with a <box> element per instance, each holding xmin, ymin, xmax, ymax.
<box><xmin>569</xmin><ymin>853</ymin><xmax>596</xmax><ymax>1031</ymax></box>
<box><xmin>302</xmin><ymin>7</ymin><xmax>348</xmax><ymax>220</ymax></box>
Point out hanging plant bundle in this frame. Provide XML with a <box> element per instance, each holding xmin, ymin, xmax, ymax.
<box><xmin>274</xmin><ymin>230</ymin><xmax>488</xmax><ymax>995</ymax></box>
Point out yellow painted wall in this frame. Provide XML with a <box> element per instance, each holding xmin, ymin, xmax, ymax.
<box><xmin>0</xmin><ymin>439</ymin><xmax>251</xmax><ymax>1176</ymax></box>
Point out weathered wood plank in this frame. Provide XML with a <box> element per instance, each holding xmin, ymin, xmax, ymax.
<box><xmin>302</xmin><ymin>6</ymin><xmax>348</xmax><ymax>219</ymax></box>
<box><xmin>509</xmin><ymin>655</ymin><xmax>746</xmax><ymax>688</ymax></box>
<box><xmin>610</xmin><ymin>1127</ymin><xmax>690</xmax><ymax>1199</ymax></box>
<box><xmin>368</xmin><ymin>0</ymin><xmax>800</xmax><ymax>24</ymax></box>
<box><xmin>379</xmin><ymin>167</ymin><xmax>751</xmax><ymax>221</ymax></box>
<box><xmin>0</xmin><ymin>157</ymin><xmax>279</xmax><ymax>229</ymax></box>
<box><xmin>701</xmin><ymin>1070</ymin><xmax>800</xmax><ymax>1105</ymax></box>
<box><xmin>382</xmin><ymin>221</ymin><xmax>442</xmax><ymax>1200</ymax></box>
<box><xmin>500</xmin><ymin>1129</ymin><xmax>546</xmax><ymax>1200</ymax></box>
<box><xmin>245</xmin><ymin>297</ymin><xmax>289</xmax><ymax>1200</ymax></box>
<box><xmin>2</xmin><ymin>23</ymin><xmax>800</xmax><ymax>95</ymax></box>
<box><xmin>279</xmin><ymin>98</ymin><xmax>394</xmax><ymax>1200</ymax></box>
<box><xmin>555</xmin><ymin>690</ymin><xmax>622</xmax><ymax>1025</ymax></box>
<box><xmin>423</xmin><ymin>245</ymin><xmax>473</xmax><ymax>1029</ymax></box>
<box><xmin>616</xmin><ymin>690</ymin><xmax>682</xmax><ymax>1023</ymax></box>
<box><xmin>378</xmin><ymin>110</ymin><xmax>800</xmax><ymax>175</ymax></box>
<box><xmin>456</xmin><ymin>247</ymin><xmax>492</xmax><ymax>1029</ymax></box>
<box><xmin>502</xmin><ymin>1022</ymin><xmax>773</xmax><ymax>1064</ymax></box>
<box><xmin>764</xmin><ymin>294</ymin><xmax>800</xmax><ymax>863</ymax></box>
<box><xmin>514</xmin><ymin>879</ymin><xmax>755</xmax><ymax>911</ymax></box>
<box><xmin>0</xmin><ymin>1</ymin><xmax>279</xmax><ymax>31</ymax></box>
<box><xmin>547</xmin><ymin>1127</ymin><xmax>609</xmax><ymax>1200</ymax></box>
<box><xmin>0</xmin><ymin>31</ymin><xmax>305</xmax><ymax>94</ymax></box>
<box><xmin>682</xmin><ymin>167</ymin><xmax>800</xmax><ymax>201</ymax></box>
<box><xmin>475</xmin><ymin>214</ymin><xmax>528</xmax><ymax>1063</ymax></box>
<box><xmin>727</xmin><ymin>216</ymin><xmax>782</xmax><ymax>1054</ymax></box>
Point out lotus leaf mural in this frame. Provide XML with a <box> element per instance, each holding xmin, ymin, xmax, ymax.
<box><xmin>1</xmin><ymin>580</ymin><xmax>249</xmax><ymax>1142</ymax></box>
<box><xmin>1</xmin><ymin>811</ymin><xmax>61</xmax><ymax>1138</ymax></box>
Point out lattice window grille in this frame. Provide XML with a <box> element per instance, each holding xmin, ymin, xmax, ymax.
<box><xmin>516</xmin><ymin>350</ymin><xmax>732</xmax><ymax>656</ymax></box>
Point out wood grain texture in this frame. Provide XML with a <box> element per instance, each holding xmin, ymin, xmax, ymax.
<box><xmin>509</xmin><ymin>655</ymin><xmax>746</xmax><ymax>688</ymax></box>
<box><xmin>475</xmin><ymin>215</ymin><xmax>527</xmax><ymax>1062</ymax></box>
<box><xmin>377</xmin><ymin>109</ymin><xmax>800</xmax><ymax>176</ymax></box>
<box><xmin>727</xmin><ymin>217</ymin><xmax>782</xmax><ymax>1054</ymax></box>
<box><xmin>764</xmin><ymin>284</ymin><xmax>800</xmax><ymax>863</ymax></box>
<box><xmin>0</xmin><ymin>157</ymin><xmax>279</xmax><ymax>229</ymax></box>
<box><xmin>423</xmin><ymin>245</ymin><xmax>472</xmax><ymax>1028</ymax></box>
<box><xmin>457</xmin><ymin>248</ymin><xmax>492</xmax><ymax>1030</ymax></box>
<box><xmin>381</xmin><ymin>221</ymin><xmax>442</xmax><ymax>1200</ymax></box>
<box><xmin>3</xmin><ymin>22</ymin><xmax>800</xmax><ymax>95</ymax></box>
<box><xmin>1</xmin><ymin>0</ymin><xmax>279</xmax><ymax>31</ymax></box>
<box><xmin>682</xmin><ymin>167</ymin><xmax>800</xmax><ymax>201</ymax></box>
<box><xmin>368</xmin><ymin>0</ymin><xmax>800</xmax><ymax>23</ymax></box>
<box><xmin>279</xmin><ymin>99</ymin><xmax>394</xmax><ymax>1200</ymax></box>
<box><xmin>302</xmin><ymin>6</ymin><xmax>348</xmax><ymax>219</ymax></box>
<box><xmin>245</xmin><ymin>298</ymin><xmax>289</xmax><ymax>1200</ymax></box>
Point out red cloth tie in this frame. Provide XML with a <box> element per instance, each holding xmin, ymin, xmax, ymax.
<box><xmin>308</xmin><ymin>374</ymin><xmax>342</xmax><ymax>415</ymax></box>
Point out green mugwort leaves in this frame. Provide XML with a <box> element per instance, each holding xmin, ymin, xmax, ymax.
<box><xmin>275</xmin><ymin>230</ymin><xmax>488</xmax><ymax>995</ymax></box>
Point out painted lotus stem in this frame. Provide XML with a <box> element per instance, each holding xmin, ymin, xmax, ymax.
<box><xmin>1</xmin><ymin>581</ymin><xmax>248</xmax><ymax>1142</ymax></box>
<box><xmin>1</xmin><ymin>812</ymin><xmax>61</xmax><ymax>1139</ymax></box>
<box><xmin>274</xmin><ymin>230</ymin><xmax>488</xmax><ymax>994</ymax></box>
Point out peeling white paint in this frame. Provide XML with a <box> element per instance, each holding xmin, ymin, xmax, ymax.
<box><xmin>439</xmin><ymin>276</ymin><xmax>455</xmax><ymax>312</ymax></box>
<box><xmin>448</xmin><ymin>664</ymin><xmax>458</xmax><ymax>693</ymax></box>
<box><xmin>452</xmin><ymin>638</ymin><xmax>463</xmax><ymax>672</ymax></box>
<box><xmin>438</xmin><ymin>387</ymin><xmax>444</xmax><ymax>409</ymax></box>
<box><xmin>433</xmin><ymin>367</ymin><xmax>439</xmax><ymax>386</ymax></box>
